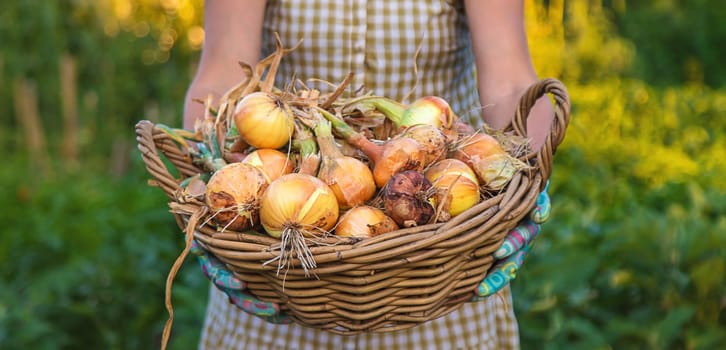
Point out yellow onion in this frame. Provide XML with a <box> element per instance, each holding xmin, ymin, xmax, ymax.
<box><xmin>335</xmin><ymin>206</ymin><xmax>399</xmax><ymax>238</ymax></box>
<box><xmin>400</xmin><ymin>96</ymin><xmax>455</xmax><ymax>129</ymax></box>
<box><xmin>453</xmin><ymin>132</ymin><xmax>528</xmax><ymax>190</ymax></box>
<box><xmin>241</xmin><ymin>148</ymin><xmax>294</xmax><ymax>183</ymax></box>
<box><xmin>259</xmin><ymin>173</ymin><xmax>339</xmax><ymax>275</ymax></box>
<box><xmin>314</xmin><ymin>121</ymin><xmax>376</xmax><ymax>209</ymax></box>
<box><xmin>234</xmin><ymin>91</ymin><xmax>294</xmax><ymax>149</ymax></box>
<box><xmin>424</xmin><ymin>159</ymin><xmax>480</xmax><ymax>220</ymax></box>
<box><xmin>205</xmin><ymin>162</ymin><xmax>268</xmax><ymax>231</ymax></box>
<box><xmin>400</xmin><ymin>124</ymin><xmax>448</xmax><ymax>165</ymax></box>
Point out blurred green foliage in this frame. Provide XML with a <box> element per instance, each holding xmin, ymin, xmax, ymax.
<box><xmin>0</xmin><ymin>157</ymin><xmax>207</xmax><ymax>349</ymax></box>
<box><xmin>1</xmin><ymin>0</ymin><xmax>724</xmax><ymax>349</ymax></box>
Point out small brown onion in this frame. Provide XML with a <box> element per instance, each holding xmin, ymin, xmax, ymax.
<box><xmin>241</xmin><ymin>148</ymin><xmax>294</xmax><ymax>183</ymax></box>
<box><xmin>424</xmin><ymin>159</ymin><xmax>480</xmax><ymax>220</ymax></box>
<box><xmin>335</xmin><ymin>206</ymin><xmax>399</xmax><ymax>238</ymax></box>
<box><xmin>371</xmin><ymin>137</ymin><xmax>427</xmax><ymax>188</ymax></box>
<box><xmin>382</xmin><ymin>170</ymin><xmax>435</xmax><ymax>227</ymax></box>
<box><xmin>205</xmin><ymin>162</ymin><xmax>268</xmax><ymax>231</ymax></box>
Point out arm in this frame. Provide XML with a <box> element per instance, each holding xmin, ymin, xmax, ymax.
<box><xmin>464</xmin><ymin>0</ymin><xmax>553</xmax><ymax>150</ymax></box>
<box><xmin>183</xmin><ymin>0</ymin><xmax>268</xmax><ymax>129</ymax></box>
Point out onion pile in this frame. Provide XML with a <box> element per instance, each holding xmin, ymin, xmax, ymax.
<box><xmin>180</xmin><ymin>41</ymin><xmax>533</xmax><ymax>274</ymax></box>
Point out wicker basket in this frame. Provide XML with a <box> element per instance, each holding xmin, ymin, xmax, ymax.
<box><xmin>136</xmin><ymin>78</ymin><xmax>570</xmax><ymax>335</ymax></box>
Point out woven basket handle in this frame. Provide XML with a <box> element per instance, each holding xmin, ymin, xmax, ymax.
<box><xmin>135</xmin><ymin>120</ymin><xmax>187</xmax><ymax>200</ymax></box>
<box><xmin>510</xmin><ymin>78</ymin><xmax>571</xmax><ymax>189</ymax></box>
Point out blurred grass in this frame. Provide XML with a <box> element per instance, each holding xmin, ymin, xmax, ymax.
<box><xmin>1</xmin><ymin>0</ymin><xmax>725</xmax><ymax>349</ymax></box>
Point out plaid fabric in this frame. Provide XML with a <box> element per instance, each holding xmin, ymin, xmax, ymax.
<box><xmin>199</xmin><ymin>0</ymin><xmax>521</xmax><ymax>348</ymax></box>
<box><xmin>260</xmin><ymin>0</ymin><xmax>483</xmax><ymax>126</ymax></box>
<box><xmin>200</xmin><ymin>284</ymin><xmax>519</xmax><ymax>350</ymax></box>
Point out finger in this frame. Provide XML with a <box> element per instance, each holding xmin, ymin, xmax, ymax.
<box><xmin>261</xmin><ymin>313</ymin><xmax>294</xmax><ymax>324</ymax></box>
<box><xmin>208</xmin><ymin>265</ymin><xmax>246</xmax><ymax>290</ymax></box>
<box><xmin>225</xmin><ymin>289</ymin><xmax>280</xmax><ymax>317</ymax></box>
<box><xmin>190</xmin><ymin>240</ymin><xmax>204</xmax><ymax>255</ymax></box>
<box><xmin>192</xmin><ymin>245</ymin><xmax>246</xmax><ymax>290</ymax></box>
<box><xmin>477</xmin><ymin>246</ymin><xmax>529</xmax><ymax>297</ymax></box>
<box><xmin>493</xmin><ymin>220</ymin><xmax>540</xmax><ymax>259</ymax></box>
<box><xmin>530</xmin><ymin>182</ymin><xmax>551</xmax><ymax>224</ymax></box>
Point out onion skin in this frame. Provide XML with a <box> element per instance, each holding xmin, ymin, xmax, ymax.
<box><xmin>401</xmin><ymin>124</ymin><xmax>448</xmax><ymax>165</ymax></box>
<box><xmin>205</xmin><ymin>162</ymin><xmax>269</xmax><ymax>231</ymax></box>
<box><xmin>382</xmin><ymin>170</ymin><xmax>435</xmax><ymax>227</ymax></box>
<box><xmin>335</xmin><ymin>206</ymin><xmax>399</xmax><ymax>238</ymax></box>
<box><xmin>452</xmin><ymin>133</ymin><xmax>505</xmax><ymax>161</ymax></box>
<box><xmin>234</xmin><ymin>92</ymin><xmax>294</xmax><ymax>149</ymax></box>
<box><xmin>371</xmin><ymin>137</ymin><xmax>427</xmax><ymax>188</ymax></box>
<box><xmin>400</xmin><ymin>96</ymin><xmax>455</xmax><ymax>129</ymax></box>
<box><xmin>424</xmin><ymin>159</ymin><xmax>480</xmax><ymax>219</ymax></box>
<box><xmin>259</xmin><ymin>173</ymin><xmax>340</xmax><ymax>238</ymax></box>
<box><xmin>241</xmin><ymin>148</ymin><xmax>294</xmax><ymax>183</ymax></box>
<box><xmin>452</xmin><ymin>132</ymin><xmax>527</xmax><ymax>190</ymax></box>
<box><xmin>320</xmin><ymin>157</ymin><xmax>376</xmax><ymax>209</ymax></box>
<box><xmin>453</xmin><ymin>118</ymin><xmax>476</xmax><ymax>136</ymax></box>
<box><xmin>469</xmin><ymin>152</ymin><xmax>527</xmax><ymax>191</ymax></box>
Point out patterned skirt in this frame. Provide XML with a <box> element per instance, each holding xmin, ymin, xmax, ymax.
<box><xmin>199</xmin><ymin>284</ymin><xmax>520</xmax><ymax>350</ymax></box>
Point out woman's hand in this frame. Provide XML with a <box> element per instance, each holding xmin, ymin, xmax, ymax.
<box><xmin>183</xmin><ymin>0</ymin><xmax>267</xmax><ymax>130</ymax></box>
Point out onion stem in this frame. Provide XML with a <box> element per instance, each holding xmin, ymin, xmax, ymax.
<box><xmin>345</xmin><ymin>96</ymin><xmax>406</xmax><ymax>127</ymax></box>
<box><xmin>312</xmin><ymin>118</ymin><xmax>344</xmax><ymax>159</ymax></box>
<box><xmin>315</xmin><ymin>107</ymin><xmax>383</xmax><ymax>163</ymax></box>
<box><xmin>292</xmin><ymin>120</ymin><xmax>320</xmax><ymax>175</ymax></box>
<box><xmin>312</xmin><ymin>118</ymin><xmax>377</xmax><ymax>208</ymax></box>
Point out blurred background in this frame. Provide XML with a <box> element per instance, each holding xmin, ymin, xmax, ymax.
<box><xmin>1</xmin><ymin>0</ymin><xmax>725</xmax><ymax>349</ymax></box>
